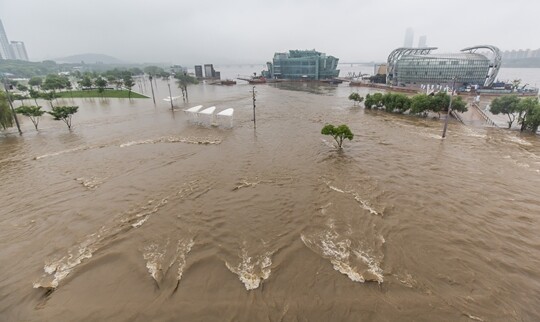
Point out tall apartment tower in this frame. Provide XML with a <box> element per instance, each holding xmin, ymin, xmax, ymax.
<box><xmin>403</xmin><ymin>27</ymin><xmax>414</xmax><ymax>48</ymax></box>
<box><xmin>194</xmin><ymin>65</ymin><xmax>203</xmax><ymax>78</ymax></box>
<box><xmin>10</xmin><ymin>41</ymin><xmax>28</xmax><ymax>61</ymax></box>
<box><xmin>0</xmin><ymin>19</ymin><xmax>14</xmax><ymax>60</ymax></box>
<box><xmin>418</xmin><ymin>35</ymin><xmax>427</xmax><ymax>48</ymax></box>
<box><xmin>204</xmin><ymin>64</ymin><xmax>215</xmax><ymax>78</ymax></box>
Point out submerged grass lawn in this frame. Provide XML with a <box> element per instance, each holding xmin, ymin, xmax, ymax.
<box><xmin>55</xmin><ymin>90</ymin><xmax>148</xmax><ymax>99</ymax></box>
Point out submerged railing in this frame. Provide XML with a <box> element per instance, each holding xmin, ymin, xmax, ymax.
<box><xmin>472</xmin><ymin>103</ymin><xmax>497</xmax><ymax>127</ymax></box>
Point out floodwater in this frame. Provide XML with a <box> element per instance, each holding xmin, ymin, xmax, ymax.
<box><xmin>1</xmin><ymin>76</ymin><xmax>539</xmax><ymax>321</ymax></box>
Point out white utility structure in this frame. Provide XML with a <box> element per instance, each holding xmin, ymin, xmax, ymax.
<box><xmin>197</xmin><ymin>106</ymin><xmax>216</xmax><ymax>124</ymax></box>
<box><xmin>216</xmin><ymin>108</ymin><xmax>234</xmax><ymax>127</ymax></box>
<box><xmin>184</xmin><ymin>105</ymin><xmax>203</xmax><ymax>121</ymax></box>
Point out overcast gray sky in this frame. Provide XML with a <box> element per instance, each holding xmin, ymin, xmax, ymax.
<box><xmin>1</xmin><ymin>0</ymin><xmax>539</xmax><ymax>65</ymax></box>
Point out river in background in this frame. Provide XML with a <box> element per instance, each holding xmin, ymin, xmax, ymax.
<box><xmin>0</xmin><ymin>67</ymin><xmax>539</xmax><ymax>321</ymax></box>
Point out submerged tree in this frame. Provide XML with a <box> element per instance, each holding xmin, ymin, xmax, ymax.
<box><xmin>490</xmin><ymin>95</ymin><xmax>520</xmax><ymax>128</ymax></box>
<box><xmin>321</xmin><ymin>124</ymin><xmax>354</xmax><ymax>149</ymax></box>
<box><xmin>516</xmin><ymin>97</ymin><xmax>540</xmax><ymax>133</ymax></box>
<box><xmin>41</xmin><ymin>91</ymin><xmax>58</xmax><ymax>108</ymax></box>
<box><xmin>15</xmin><ymin>105</ymin><xmax>45</xmax><ymax>130</ymax></box>
<box><xmin>123</xmin><ymin>75</ymin><xmax>135</xmax><ymax>99</ymax></box>
<box><xmin>94</xmin><ymin>77</ymin><xmax>108</xmax><ymax>96</ymax></box>
<box><xmin>0</xmin><ymin>91</ymin><xmax>14</xmax><ymax>130</ymax></box>
<box><xmin>48</xmin><ymin>106</ymin><xmax>79</xmax><ymax>130</ymax></box>
<box><xmin>348</xmin><ymin>92</ymin><xmax>364</xmax><ymax>106</ymax></box>
<box><xmin>29</xmin><ymin>89</ymin><xmax>41</xmax><ymax>106</ymax></box>
<box><xmin>175</xmin><ymin>73</ymin><xmax>198</xmax><ymax>102</ymax></box>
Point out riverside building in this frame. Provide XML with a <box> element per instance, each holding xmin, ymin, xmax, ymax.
<box><xmin>264</xmin><ymin>50</ymin><xmax>339</xmax><ymax>80</ymax></box>
<box><xmin>386</xmin><ymin>45</ymin><xmax>501</xmax><ymax>87</ymax></box>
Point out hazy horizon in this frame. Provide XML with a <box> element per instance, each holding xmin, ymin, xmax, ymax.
<box><xmin>1</xmin><ymin>0</ymin><xmax>539</xmax><ymax>65</ymax></box>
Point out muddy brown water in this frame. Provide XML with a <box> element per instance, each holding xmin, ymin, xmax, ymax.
<box><xmin>1</xmin><ymin>80</ymin><xmax>539</xmax><ymax>321</ymax></box>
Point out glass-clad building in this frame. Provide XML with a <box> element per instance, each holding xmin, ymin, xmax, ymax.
<box><xmin>396</xmin><ymin>53</ymin><xmax>489</xmax><ymax>85</ymax></box>
<box><xmin>386</xmin><ymin>45</ymin><xmax>501</xmax><ymax>87</ymax></box>
<box><xmin>265</xmin><ymin>50</ymin><xmax>339</xmax><ymax>80</ymax></box>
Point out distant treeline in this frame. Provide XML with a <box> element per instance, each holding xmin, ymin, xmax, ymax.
<box><xmin>0</xmin><ymin>59</ymin><xmax>167</xmax><ymax>78</ymax></box>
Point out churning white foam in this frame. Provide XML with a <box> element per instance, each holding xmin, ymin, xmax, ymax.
<box><xmin>175</xmin><ymin>238</ymin><xmax>194</xmax><ymax>282</ymax></box>
<box><xmin>225</xmin><ymin>247</ymin><xmax>273</xmax><ymax>290</ymax></box>
<box><xmin>75</xmin><ymin>177</ymin><xmax>106</xmax><ymax>190</ymax></box>
<box><xmin>143</xmin><ymin>241</ymin><xmax>168</xmax><ymax>283</ymax></box>
<box><xmin>33</xmin><ymin>198</ymin><xmax>169</xmax><ymax>290</ymax></box>
<box><xmin>301</xmin><ymin>213</ymin><xmax>384</xmax><ymax>284</ymax></box>
<box><xmin>323</xmin><ymin>180</ymin><xmax>381</xmax><ymax>216</ymax></box>
<box><xmin>120</xmin><ymin>136</ymin><xmax>221</xmax><ymax>148</ymax></box>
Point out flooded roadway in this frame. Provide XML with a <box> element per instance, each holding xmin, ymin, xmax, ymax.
<box><xmin>1</xmin><ymin>79</ymin><xmax>539</xmax><ymax>321</ymax></box>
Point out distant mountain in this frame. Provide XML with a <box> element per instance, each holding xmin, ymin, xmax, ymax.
<box><xmin>53</xmin><ymin>53</ymin><xmax>124</xmax><ymax>64</ymax></box>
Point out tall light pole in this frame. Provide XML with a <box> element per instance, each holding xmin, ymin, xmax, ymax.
<box><xmin>252</xmin><ymin>86</ymin><xmax>256</xmax><ymax>129</ymax></box>
<box><xmin>167</xmin><ymin>77</ymin><xmax>174</xmax><ymax>111</ymax></box>
<box><xmin>442</xmin><ymin>77</ymin><xmax>457</xmax><ymax>138</ymax></box>
<box><xmin>148</xmin><ymin>75</ymin><xmax>156</xmax><ymax>105</ymax></box>
<box><xmin>2</xmin><ymin>77</ymin><xmax>22</xmax><ymax>135</ymax></box>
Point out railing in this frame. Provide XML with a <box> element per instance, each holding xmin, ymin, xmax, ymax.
<box><xmin>450</xmin><ymin>110</ymin><xmax>464</xmax><ymax>124</ymax></box>
<box><xmin>472</xmin><ymin>102</ymin><xmax>497</xmax><ymax>127</ymax></box>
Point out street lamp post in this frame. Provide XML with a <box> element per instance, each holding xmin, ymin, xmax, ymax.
<box><xmin>252</xmin><ymin>86</ymin><xmax>256</xmax><ymax>129</ymax></box>
<box><xmin>442</xmin><ymin>77</ymin><xmax>457</xmax><ymax>138</ymax></box>
<box><xmin>167</xmin><ymin>78</ymin><xmax>174</xmax><ymax>111</ymax></box>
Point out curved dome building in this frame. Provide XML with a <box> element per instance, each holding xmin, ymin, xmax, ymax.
<box><xmin>386</xmin><ymin>45</ymin><xmax>501</xmax><ymax>87</ymax></box>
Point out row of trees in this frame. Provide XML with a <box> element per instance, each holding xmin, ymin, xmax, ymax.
<box><xmin>14</xmin><ymin>105</ymin><xmax>78</xmax><ymax>130</ymax></box>
<box><xmin>350</xmin><ymin>91</ymin><xmax>468</xmax><ymax>117</ymax></box>
<box><xmin>490</xmin><ymin>95</ymin><xmax>540</xmax><ymax>132</ymax></box>
<box><xmin>0</xmin><ymin>91</ymin><xmax>78</xmax><ymax>131</ymax></box>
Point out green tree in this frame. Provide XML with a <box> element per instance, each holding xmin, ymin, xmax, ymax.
<box><xmin>410</xmin><ymin>94</ymin><xmax>432</xmax><ymax>116</ymax></box>
<box><xmin>516</xmin><ymin>97</ymin><xmax>540</xmax><ymax>132</ymax></box>
<box><xmin>80</xmin><ymin>76</ymin><xmax>93</xmax><ymax>88</ymax></box>
<box><xmin>450</xmin><ymin>96</ymin><xmax>468</xmax><ymax>113</ymax></box>
<box><xmin>42</xmin><ymin>74</ymin><xmax>70</xmax><ymax>91</ymax></box>
<box><xmin>321</xmin><ymin>124</ymin><xmax>354</xmax><ymax>149</ymax></box>
<box><xmin>430</xmin><ymin>92</ymin><xmax>450</xmax><ymax>118</ymax></box>
<box><xmin>490</xmin><ymin>95</ymin><xmax>521</xmax><ymax>128</ymax></box>
<box><xmin>381</xmin><ymin>93</ymin><xmax>411</xmax><ymax>113</ymax></box>
<box><xmin>12</xmin><ymin>93</ymin><xmax>29</xmax><ymax>105</ymax></box>
<box><xmin>175</xmin><ymin>73</ymin><xmax>198</xmax><ymax>102</ymax></box>
<box><xmin>348</xmin><ymin>92</ymin><xmax>364</xmax><ymax>106</ymax></box>
<box><xmin>94</xmin><ymin>77</ymin><xmax>107</xmax><ymax>96</ymax></box>
<box><xmin>123</xmin><ymin>75</ymin><xmax>135</xmax><ymax>99</ymax></box>
<box><xmin>364</xmin><ymin>92</ymin><xmax>384</xmax><ymax>109</ymax></box>
<box><xmin>522</xmin><ymin>105</ymin><xmax>540</xmax><ymax>133</ymax></box>
<box><xmin>0</xmin><ymin>91</ymin><xmax>13</xmax><ymax>130</ymax></box>
<box><xmin>28</xmin><ymin>76</ymin><xmax>43</xmax><ymax>89</ymax></box>
<box><xmin>41</xmin><ymin>91</ymin><xmax>58</xmax><ymax>108</ymax></box>
<box><xmin>29</xmin><ymin>88</ymin><xmax>40</xmax><ymax>105</ymax></box>
<box><xmin>15</xmin><ymin>105</ymin><xmax>45</xmax><ymax>130</ymax></box>
<box><xmin>47</xmin><ymin>106</ymin><xmax>79</xmax><ymax>130</ymax></box>
<box><xmin>16</xmin><ymin>84</ymin><xmax>28</xmax><ymax>93</ymax></box>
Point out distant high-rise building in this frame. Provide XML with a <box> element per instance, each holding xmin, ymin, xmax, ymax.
<box><xmin>194</xmin><ymin>65</ymin><xmax>203</xmax><ymax>78</ymax></box>
<box><xmin>0</xmin><ymin>19</ymin><xmax>14</xmax><ymax>60</ymax></box>
<box><xmin>418</xmin><ymin>35</ymin><xmax>427</xmax><ymax>48</ymax></box>
<box><xmin>10</xmin><ymin>41</ymin><xmax>28</xmax><ymax>61</ymax></box>
<box><xmin>404</xmin><ymin>27</ymin><xmax>414</xmax><ymax>48</ymax></box>
<box><xmin>204</xmin><ymin>64</ymin><xmax>215</xmax><ymax>78</ymax></box>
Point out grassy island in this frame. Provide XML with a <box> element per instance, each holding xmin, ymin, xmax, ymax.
<box><xmin>55</xmin><ymin>90</ymin><xmax>148</xmax><ymax>99</ymax></box>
